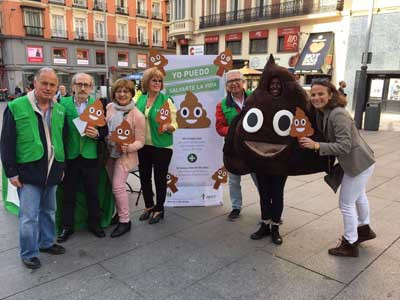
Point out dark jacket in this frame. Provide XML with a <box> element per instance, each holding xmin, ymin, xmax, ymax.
<box><xmin>1</xmin><ymin>103</ymin><xmax>68</xmax><ymax>186</ymax></box>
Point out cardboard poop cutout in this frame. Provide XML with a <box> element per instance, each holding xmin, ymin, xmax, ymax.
<box><xmin>223</xmin><ymin>55</ymin><xmax>331</xmax><ymax>176</ymax></box>
<box><xmin>166</xmin><ymin>173</ymin><xmax>178</xmax><ymax>193</ymax></box>
<box><xmin>211</xmin><ymin>166</ymin><xmax>228</xmax><ymax>190</ymax></box>
<box><xmin>290</xmin><ymin>107</ymin><xmax>314</xmax><ymax>138</ymax></box>
<box><xmin>176</xmin><ymin>91</ymin><xmax>211</xmax><ymax>128</ymax></box>
<box><xmin>155</xmin><ymin>101</ymin><xmax>172</xmax><ymax>133</ymax></box>
<box><xmin>110</xmin><ymin>119</ymin><xmax>135</xmax><ymax>151</ymax></box>
<box><xmin>80</xmin><ymin>99</ymin><xmax>106</xmax><ymax>127</ymax></box>
<box><xmin>149</xmin><ymin>49</ymin><xmax>168</xmax><ymax>76</ymax></box>
<box><xmin>213</xmin><ymin>49</ymin><xmax>233</xmax><ymax>77</ymax></box>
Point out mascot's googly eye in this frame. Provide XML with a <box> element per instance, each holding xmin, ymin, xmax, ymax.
<box><xmin>243</xmin><ymin>108</ymin><xmax>264</xmax><ymax>133</ymax></box>
<box><xmin>89</xmin><ymin>107</ymin><xmax>95</xmax><ymax>113</ymax></box>
<box><xmin>150</xmin><ymin>57</ymin><xmax>155</xmax><ymax>63</ymax></box>
<box><xmin>273</xmin><ymin>110</ymin><xmax>293</xmax><ymax>136</ymax></box>
<box><xmin>96</xmin><ymin>110</ymin><xmax>102</xmax><ymax>117</ymax></box>
<box><xmin>180</xmin><ymin>107</ymin><xmax>189</xmax><ymax>118</ymax></box>
<box><xmin>301</xmin><ymin>119</ymin><xmax>306</xmax><ymax>126</ymax></box>
<box><xmin>117</xmin><ymin>128</ymin><xmax>123</xmax><ymax>134</ymax></box>
<box><xmin>124</xmin><ymin>129</ymin><xmax>130</xmax><ymax>135</ymax></box>
<box><xmin>193</xmin><ymin>107</ymin><xmax>202</xmax><ymax>118</ymax></box>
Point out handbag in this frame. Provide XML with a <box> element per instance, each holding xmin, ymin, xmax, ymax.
<box><xmin>324</xmin><ymin>157</ymin><xmax>344</xmax><ymax>193</ymax></box>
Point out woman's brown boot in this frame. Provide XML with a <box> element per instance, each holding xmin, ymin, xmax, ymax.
<box><xmin>357</xmin><ymin>225</ymin><xmax>376</xmax><ymax>244</ymax></box>
<box><xmin>328</xmin><ymin>237</ymin><xmax>359</xmax><ymax>257</ymax></box>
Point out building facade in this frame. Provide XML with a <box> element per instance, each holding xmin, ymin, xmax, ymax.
<box><xmin>0</xmin><ymin>0</ymin><xmax>175</xmax><ymax>94</ymax></box>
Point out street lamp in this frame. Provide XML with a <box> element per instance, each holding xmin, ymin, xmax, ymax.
<box><xmin>103</xmin><ymin>1</ymin><xmax>110</xmax><ymax>99</ymax></box>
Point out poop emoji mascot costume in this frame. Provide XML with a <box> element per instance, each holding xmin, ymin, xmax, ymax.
<box><xmin>166</xmin><ymin>173</ymin><xmax>179</xmax><ymax>193</ymax></box>
<box><xmin>80</xmin><ymin>99</ymin><xmax>106</xmax><ymax>128</ymax></box>
<box><xmin>110</xmin><ymin>119</ymin><xmax>135</xmax><ymax>151</ymax></box>
<box><xmin>176</xmin><ymin>91</ymin><xmax>211</xmax><ymax>128</ymax></box>
<box><xmin>223</xmin><ymin>55</ymin><xmax>331</xmax><ymax>176</ymax></box>
<box><xmin>155</xmin><ymin>101</ymin><xmax>172</xmax><ymax>133</ymax></box>
<box><xmin>149</xmin><ymin>49</ymin><xmax>169</xmax><ymax>76</ymax></box>
<box><xmin>213</xmin><ymin>49</ymin><xmax>233</xmax><ymax>77</ymax></box>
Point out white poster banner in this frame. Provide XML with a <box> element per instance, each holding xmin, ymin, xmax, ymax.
<box><xmin>163</xmin><ymin>55</ymin><xmax>225</xmax><ymax>206</ymax></box>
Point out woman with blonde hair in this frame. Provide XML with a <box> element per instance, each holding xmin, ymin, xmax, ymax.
<box><xmin>136</xmin><ymin>67</ymin><xmax>178</xmax><ymax>224</ymax></box>
<box><xmin>106</xmin><ymin>79</ymin><xmax>145</xmax><ymax>237</ymax></box>
<box><xmin>299</xmin><ymin>79</ymin><xmax>376</xmax><ymax>257</ymax></box>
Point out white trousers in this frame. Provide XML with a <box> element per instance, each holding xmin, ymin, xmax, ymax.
<box><xmin>339</xmin><ymin>164</ymin><xmax>375</xmax><ymax>244</ymax></box>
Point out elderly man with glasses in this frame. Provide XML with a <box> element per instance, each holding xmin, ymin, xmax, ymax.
<box><xmin>215</xmin><ymin>69</ymin><xmax>258</xmax><ymax>221</ymax></box>
<box><xmin>57</xmin><ymin>73</ymin><xmax>108</xmax><ymax>242</ymax></box>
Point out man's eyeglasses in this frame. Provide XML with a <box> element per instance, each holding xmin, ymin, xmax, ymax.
<box><xmin>151</xmin><ymin>79</ymin><xmax>163</xmax><ymax>84</ymax></box>
<box><xmin>74</xmin><ymin>82</ymin><xmax>92</xmax><ymax>89</ymax></box>
<box><xmin>227</xmin><ymin>78</ymin><xmax>242</xmax><ymax>85</ymax></box>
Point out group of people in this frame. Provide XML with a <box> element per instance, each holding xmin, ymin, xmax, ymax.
<box><xmin>1</xmin><ymin>65</ymin><xmax>375</xmax><ymax>270</ymax></box>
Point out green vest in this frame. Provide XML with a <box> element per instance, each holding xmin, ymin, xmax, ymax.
<box><xmin>136</xmin><ymin>93</ymin><xmax>173</xmax><ymax>148</ymax></box>
<box><xmin>221</xmin><ymin>90</ymin><xmax>252</xmax><ymax>125</ymax></box>
<box><xmin>8</xmin><ymin>95</ymin><xmax>65</xmax><ymax>164</ymax></box>
<box><xmin>60</xmin><ymin>96</ymin><xmax>98</xmax><ymax>159</ymax></box>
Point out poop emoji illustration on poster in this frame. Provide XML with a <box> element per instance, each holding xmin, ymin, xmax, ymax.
<box><xmin>155</xmin><ymin>101</ymin><xmax>172</xmax><ymax>133</ymax></box>
<box><xmin>290</xmin><ymin>107</ymin><xmax>314</xmax><ymax>138</ymax></box>
<box><xmin>176</xmin><ymin>91</ymin><xmax>211</xmax><ymax>128</ymax></box>
<box><xmin>211</xmin><ymin>166</ymin><xmax>228</xmax><ymax>190</ymax></box>
<box><xmin>149</xmin><ymin>49</ymin><xmax>168</xmax><ymax>76</ymax></box>
<box><xmin>213</xmin><ymin>49</ymin><xmax>233</xmax><ymax>77</ymax></box>
<box><xmin>80</xmin><ymin>99</ymin><xmax>106</xmax><ymax>127</ymax></box>
<box><xmin>110</xmin><ymin>119</ymin><xmax>135</xmax><ymax>151</ymax></box>
<box><xmin>166</xmin><ymin>173</ymin><xmax>179</xmax><ymax>193</ymax></box>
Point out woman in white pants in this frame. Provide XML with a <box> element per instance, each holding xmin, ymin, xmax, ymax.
<box><xmin>299</xmin><ymin>79</ymin><xmax>376</xmax><ymax>257</ymax></box>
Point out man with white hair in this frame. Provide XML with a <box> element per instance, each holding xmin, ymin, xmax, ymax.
<box><xmin>215</xmin><ymin>69</ymin><xmax>257</xmax><ymax>220</ymax></box>
<box><xmin>58</xmin><ymin>73</ymin><xmax>107</xmax><ymax>242</ymax></box>
<box><xmin>1</xmin><ymin>67</ymin><xmax>67</xmax><ymax>269</ymax></box>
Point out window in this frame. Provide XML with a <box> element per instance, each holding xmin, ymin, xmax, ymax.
<box><xmin>137</xmin><ymin>26</ymin><xmax>146</xmax><ymax>44</ymax></box>
<box><xmin>152</xmin><ymin>29</ymin><xmax>161</xmax><ymax>46</ymax></box>
<box><xmin>53</xmin><ymin>48</ymin><xmax>67</xmax><ymax>64</ymax></box>
<box><xmin>229</xmin><ymin>0</ymin><xmax>241</xmax><ymax>11</ymax></box>
<box><xmin>250</xmin><ymin>39</ymin><xmax>267</xmax><ymax>54</ymax></box>
<box><xmin>226</xmin><ymin>41</ymin><xmax>241</xmax><ymax>55</ymax></box>
<box><xmin>117</xmin><ymin>23</ymin><xmax>128</xmax><ymax>42</ymax></box>
<box><xmin>74</xmin><ymin>18</ymin><xmax>87</xmax><ymax>39</ymax></box>
<box><xmin>73</xmin><ymin>0</ymin><xmax>87</xmax><ymax>7</ymax></box>
<box><xmin>95</xmin><ymin>20</ymin><xmax>105</xmax><ymax>40</ymax></box>
<box><xmin>174</xmin><ymin>0</ymin><xmax>185</xmax><ymax>20</ymax></box>
<box><xmin>23</xmin><ymin>8</ymin><xmax>43</xmax><ymax>36</ymax></box>
<box><xmin>117</xmin><ymin>52</ymin><xmax>128</xmax><ymax>67</ymax></box>
<box><xmin>116</xmin><ymin>0</ymin><xmax>127</xmax><ymax>13</ymax></box>
<box><xmin>205</xmin><ymin>43</ymin><xmax>219</xmax><ymax>55</ymax></box>
<box><xmin>96</xmin><ymin>51</ymin><xmax>105</xmax><ymax>65</ymax></box>
<box><xmin>52</xmin><ymin>15</ymin><xmax>66</xmax><ymax>38</ymax></box>
<box><xmin>94</xmin><ymin>0</ymin><xmax>105</xmax><ymax>10</ymax></box>
<box><xmin>181</xmin><ymin>45</ymin><xmax>188</xmax><ymax>55</ymax></box>
<box><xmin>277</xmin><ymin>27</ymin><xmax>299</xmax><ymax>52</ymax></box>
<box><xmin>152</xmin><ymin>2</ymin><xmax>161</xmax><ymax>19</ymax></box>
<box><xmin>76</xmin><ymin>49</ymin><xmax>89</xmax><ymax>65</ymax></box>
<box><xmin>207</xmin><ymin>0</ymin><xmax>217</xmax><ymax>15</ymax></box>
<box><xmin>137</xmin><ymin>0</ymin><xmax>146</xmax><ymax>16</ymax></box>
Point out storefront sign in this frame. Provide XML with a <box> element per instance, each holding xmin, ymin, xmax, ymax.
<box><xmin>52</xmin><ymin>48</ymin><xmax>67</xmax><ymax>64</ymax></box>
<box><xmin>137</xmin><ymin>53</ymin><xmax>147</xmax><ymax>68</ymax></box>
<box><xmin>249</xmin><ymin>30</ymin><xmax>268</xmax><ymax>40</ymax></box>
<box><xmin>204</xmin><ymin>35</ymin><xmax>219</xmax><ymax>44</ymax></box>
<box><xmin>225</xmin><ymin>33</ymin><xmax>242</xmax><ymax>42</ymax></box>
<box><xmin>278</xmin><ymin>27</ymin><xmax>300</xmax><ymax>52</ymax></box>
<box><xmin>189</xmin><ymin>45</ymin><xmax>204</xmax><ymax>55</ymax></box>
<box><xmin>76</xmin><ymin>49</ymin><xmax>89</xmax><ymax>65</ymax></box>
<box><xmin>117</xmin><ymin>52</ymin><xmax>129</xmax><ymax>67</ymax></box>
<box><xmin>27</xmin><ymin>46</ymin><xmax>44</xmax><ymax>63</ymax></box>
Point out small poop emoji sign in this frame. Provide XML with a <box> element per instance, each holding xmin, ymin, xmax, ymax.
<box><xmin>213</xmin><ymin>49</ymin><xmax>233</xmax><ymax>77</ymax></box>
<box><xmin>211</xmin><ymin>166</ymin><xmax>228</xmax><ymax>190</ymax></box>
<box><xmin>290</xmin><ymin>107</ymin><xmax>314</xmax><ymax>138</ymax></box>
<box><xmin>149</xmin><ymin>49</ymin><xmax>168</xmax><ymax>76</ymax></box>
<box><xmin>176</xmin><ymin>91</ymin><xmax>211</xmax><ymax>129</ymax></box>
<box><xmin>80</xmin><ymin>99</ymin><xmax>106</xmax><ymax>127</ymax></box>
<box><xmin>110</xmin><ymin>119</ymin><xmax>135</xmax><ymax>145</ymax></box>
<box><xmin>155</xmin><ymin>102</ymin><xmax>172</xmax><ymax>133</ymax></box>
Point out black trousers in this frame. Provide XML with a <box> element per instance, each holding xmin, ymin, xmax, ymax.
<box><xmin>61</xmin><ymin>156</ymin><xmax>101</xmax><ymax>228</ymax></box>
<box><xmin>255</xmin><ymin>173</ymin><xmax>288</xmax><ymax>223</ymax></box>
<box><xmin>138</xmin><ymin>145</ymin><xmax>173</xmax><ymax>212</ymax></box>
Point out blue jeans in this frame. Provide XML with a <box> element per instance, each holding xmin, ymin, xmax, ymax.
<box><xmin>18</xmin><ymin>184</ymin><xmax>57</xmax><ymax>259</ymax></box>
<box><xmin>228</xmin><ymin>172</ymin><xmax>258</xmax><ymax>210</ymax></box>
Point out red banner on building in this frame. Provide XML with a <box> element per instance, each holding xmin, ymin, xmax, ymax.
<box><xmin>27</xmin><ymin>46</ymin><xmax>44</xmax><ymax>63</ymax></box>
<box><xmin>278</xmin><ymin>27</ymin><xmax>300</xmax><ymax>52</ymax></box>
<box><xmin>205</xmin><ymin>35</ymin><xmax>219</xmax><ymax>43</ymax></box>
<box><xmin>278</xmin><ymin>27</ymin><xmax>300</xmax><ymax>36</ymax></box>
<box><xmin>225</xmin><ymin>33</ymin><xmax>242</xmax><ymax>42</ymax></box>
<box><xmin>249</xmin><ymin>30</ymin><xmax>268</xmax><ymax>39</ymax></box>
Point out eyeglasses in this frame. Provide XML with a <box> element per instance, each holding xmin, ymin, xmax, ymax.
<box><xmin>151</xmin><ymin>79</ymin><xmax>163</xmax><ymax>84</ymax></box>
<box><xmin>227</xmin><ymin>78</ymin><xmax>242</xmax><ymax>85</ymax></box>
<box><xmin>74</xmin><ymin>82</ymin><xmax>92</xmax><ymax>89</ymax></box>
<box><xmin>115</xmin><ymin>89</ymin><xmax>131</xmax><ymax>94</ymax></box>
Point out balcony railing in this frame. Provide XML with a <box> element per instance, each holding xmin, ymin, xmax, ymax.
<box><xmin>116</xmin><ymin>6</ymin><xmax>128</xmax><ymax>15</ymax></box>
<box><xmin>49</xmin><ymin>0</ymin><xmax>65</xmax><ymax>5</ymax></box>
<box><xmin>117</xmin><ymin>36</ymin><xmax>129</xmax><ymax>43</ymax></box>
<box><xmin>75</xmin><ymin>31</ymin><xmax>88</xmax><ymax>40</ymax></box>
<box><xmin>51</xmin><ymin>29</ymin><xmax>67</xmax><ymax>38</ymax></box>
<box><xmin>199</xmin><ymin>0</ymin><xmax>343</xmax><ymax>29</ymax></box>
<box><xmin>25</xmin><ymin>26</ymin><xmax>43</xmax><ymax>36</ymax></box>
<box><xmin>93</xmin><ymin>1</ymin><xmax>106</xmax><ymax>11</ymax></box>
<box><xmin>152</xmin><ymin>11</ymin><xmax>162</xmax><ymax>20</ymax></box>
<box><xmin>167</xmin><ymin>40</ymin><xmax>176</xmax><ymax>49</ymax></box>
<box><xmin>137</xmin><ymin>39</ymin><xmax>149</xmax><ymax>46</ymax></box>
<box><xmin>73</xmin><ymin>0</ymin><xmax>87</xmax><ymax>8</ymax></box>
<box><xmin>136</xmin><ymin>9</ymin><xmax>147</xmax><ymax>18</ymax></box>
<box><xmin>152</xmin><ymin>40</ymin><xmax>163</xmax><ymax>47</ymax></box>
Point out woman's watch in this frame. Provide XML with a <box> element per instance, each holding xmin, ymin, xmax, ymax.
<box><xmin>314</xmin><ymin>142</ymin><xmax>320</xmax><ymax>152</ymax></box>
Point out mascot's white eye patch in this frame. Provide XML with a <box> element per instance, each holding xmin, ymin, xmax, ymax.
<box><xmin>273</xmin><ymin>110</ymin><xmax>293</xmax><ymax>136</ymax></box>
<box><xmin>243</xmin><ymin>108</ymin><xmax>264</xmax><ymax>133</ymax></box>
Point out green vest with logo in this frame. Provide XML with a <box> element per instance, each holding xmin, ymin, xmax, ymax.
<box><xmin>136</xmin><ymin>93</ymin><xmax>173</xmax><ymax>148</ymax></box>
<box><xmin>60</xmin><ymin>96</ymin><xmax>98</xmax><ymax>159</ymax></box>
<box><xmin>8</xmin><ymin>95</ymin><xmax>65</xmax><ymax>164</ymax></box>
<box><xmin>221</xmin><ymin>90</ymin><xmax>252</xmax><ymax>125</ymax></box>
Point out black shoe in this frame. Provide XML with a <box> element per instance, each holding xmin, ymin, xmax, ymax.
<box><xmin>39</xmin><ymin>244</ymin><xmax>66</xmax><ymax>255</ymax></box>
<box><xmin>250</xmin><ymin>223</ymin><xmax>271</xmax><ymax>240</ymax></box>
<box><xmin>88</xmin><ymin>225</ymin><xmax>106</xmax><ymax>238</ymax></box>
<box><xmin>139</xmin><ymin>208</ymin><xmax>153</xmax><ymax>221</ymax></box>
<box><xmin>149</xmin><ymin>211</ymin><xmax>164</xmax><ymax>224</ymax></box>
<box><xmin>22</xmin><ymin>257</ymin><xmax>41</xmax><ymax>269</ymax></box>
<box><xmin>110</xmin><ymin>221</ymin><xmax>132</xmax><ymax>238</ymax></box>
<box><xmin>271</xmin><ymin>225</ymin><xmax>283</xmax><ymax>245</ymax></box>
<box><xmin>110</xmin><ymin>214</ymin><xmax>119</xmax><ymax>225</ymax></box>
<box><xmin>227</xmin><ymin>209</ymin><xmax>241</xmax><ymax>221</ymax></box>
<box><xmin>57</xmin><ymin>228</ymin><xmax>74</xmax><ymax>243</ymax></box>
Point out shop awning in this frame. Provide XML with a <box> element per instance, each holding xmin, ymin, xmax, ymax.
<box><xmin>294</xmin><ymin>32</ymin><xmax>334</xmax><ymax>74</ymax></box>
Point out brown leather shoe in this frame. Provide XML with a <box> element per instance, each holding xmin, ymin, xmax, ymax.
<box><xmin>357</xmin><ymin>225</ymin><xmax>376</xmax><ymax>244</ymax></box>
<box><xmin>328</xmin><ymin>237</ymin><xmax>359</xmax><ymax>257</ymax></box>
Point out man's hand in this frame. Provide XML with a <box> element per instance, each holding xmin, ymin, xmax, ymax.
<box><xmin>10</xmin><ymin>177</ymin><xmax>22</xmax><ymax>188</ymax></box>
<box><xmin>85</xmin><ymin>126</ymin><xmax>99</xmax><ymax>139</ymax></box>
